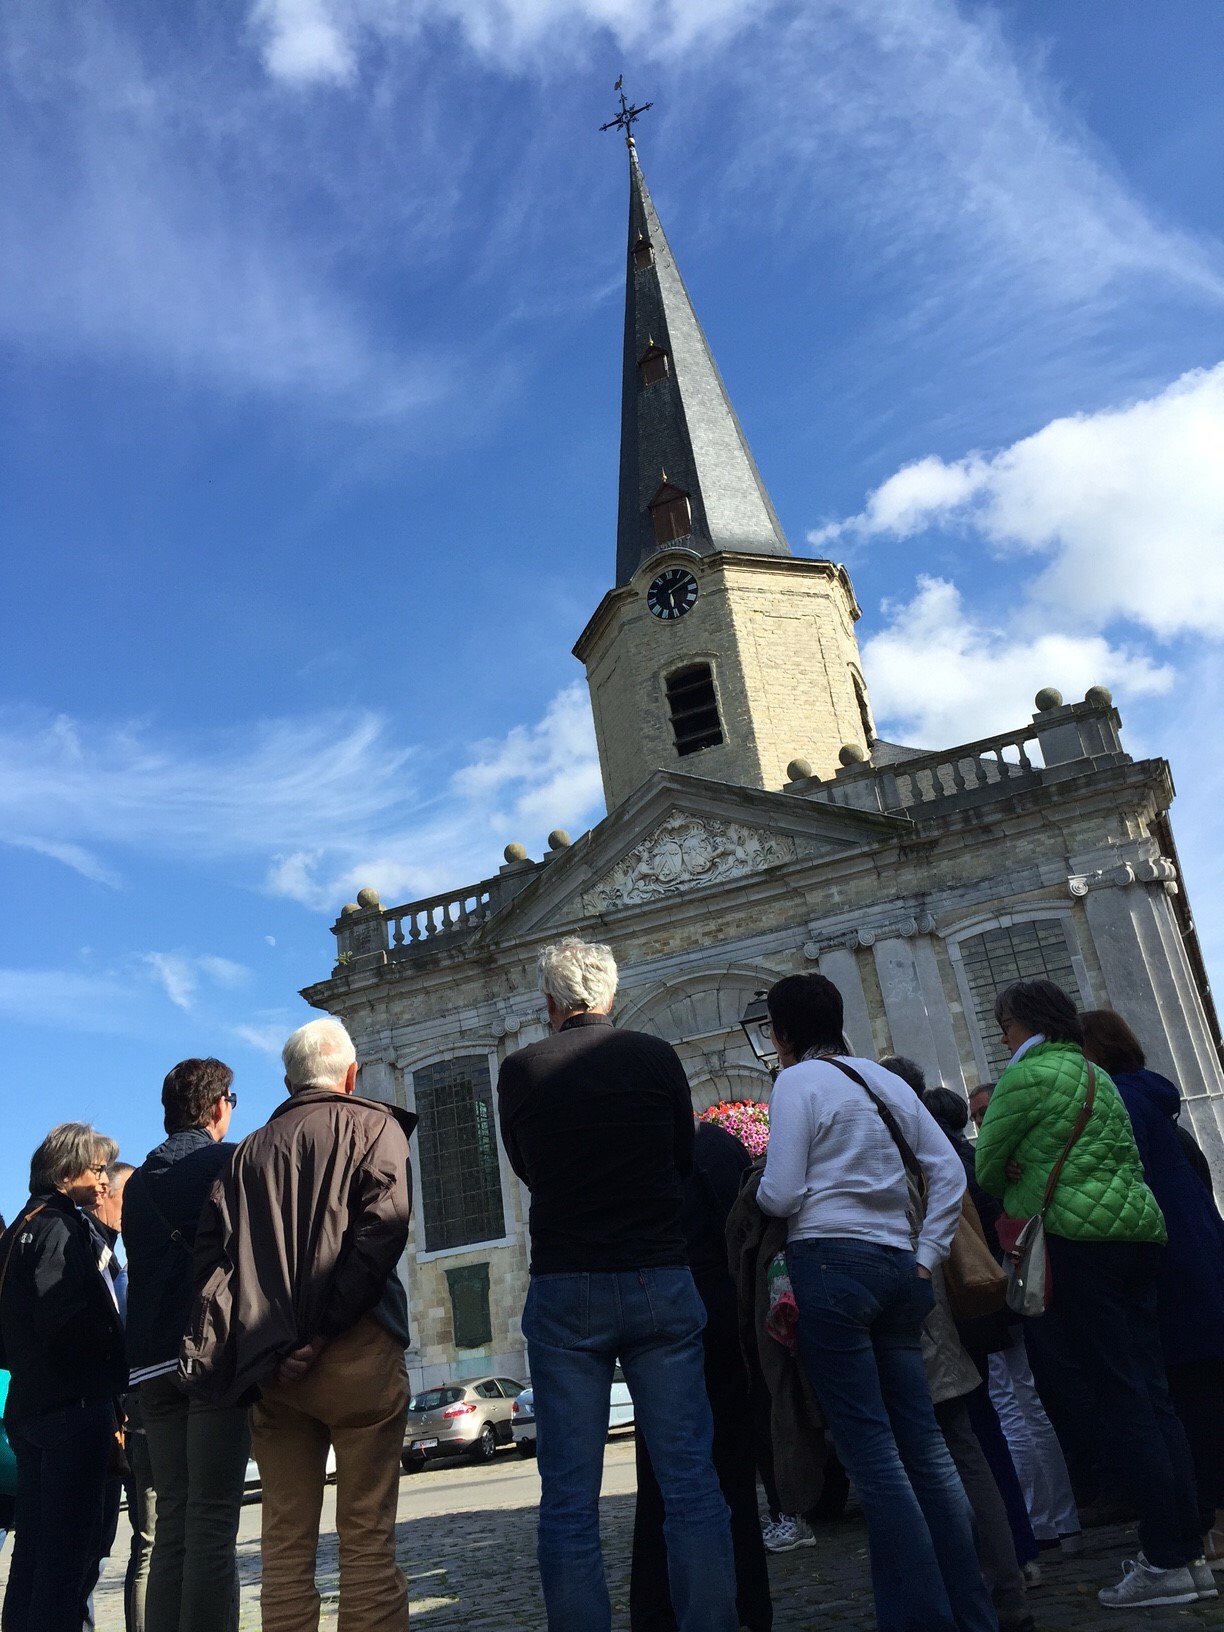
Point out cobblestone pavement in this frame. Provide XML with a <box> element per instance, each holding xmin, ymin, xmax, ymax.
<box><xmin>83</xmin><ymin>1439</ymin><xmax>1224</xmax><ymax>1630</ymax></box>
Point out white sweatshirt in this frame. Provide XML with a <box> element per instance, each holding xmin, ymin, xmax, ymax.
<box><xmin>757</xmin><ymin>1055</ymin><xmax>966</xmax><ymax>1273</ymax></box>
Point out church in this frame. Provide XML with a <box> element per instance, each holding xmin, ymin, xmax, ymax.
<box><xmin>301</xmin><ymin>130</ymin><xmax>1224</xmax><ymax>1393</ymax></box>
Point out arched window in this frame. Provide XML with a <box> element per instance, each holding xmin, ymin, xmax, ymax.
<box><xmin>648</xmin><ymin>478</ymin><xmax>692</xmax><ymax>546</ymax></box>
<box><xmin>666</xmin><ymin>664</ymin><xmax>724</xmax><ymax>756</ymax></box>
<box><xmin>413</xmin><ymin>1055</ymin><xmax>505</xmax><ymax>1252</ymax></box>
<box><xmin>958</xmin><ymin>920</ymin><xmax>1079</xmax><ymax>1075</ymax></box>
<box><xmin>631</xmin><ymin>233</ymin><xmax>655</xmax><ymax>271</ymax></box>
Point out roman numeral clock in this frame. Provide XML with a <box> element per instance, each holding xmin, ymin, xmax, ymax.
<box><xmin>646</xmin><ymin>567</ymin><xmax>698</xmax><ymax>620</ymax></box>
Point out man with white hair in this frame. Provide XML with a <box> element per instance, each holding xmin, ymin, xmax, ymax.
<box><xmin>497</xmin><ymin>938</ymin><xmax>739</xmax><ymax>1632</ymax></box>
<box><xmin>183</xmin><ymin>1017</ymin><xmax>417</xmax><ymax>1632</ymax></box>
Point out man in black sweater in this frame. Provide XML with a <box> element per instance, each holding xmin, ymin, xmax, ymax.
<box><xmin>497</xmin><ymin>937</ymin><xmax>738</xmax><ymax>1632</ymax></box>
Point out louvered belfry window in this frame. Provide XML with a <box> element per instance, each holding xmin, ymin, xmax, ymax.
<box><xmin>666</xmin><ymin>664</ymin><xmax>724</xmax><ymax>756</ymax></box>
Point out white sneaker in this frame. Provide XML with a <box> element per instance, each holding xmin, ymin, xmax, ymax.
<box><xmin>1021</xmin><ymin>1560</ymin><xmax>1042</xmax><ymax>1589</ymax></box>
<box><xmin>1097</xmin><ymin>1556</ymin><xmax>1199</xmax><ymax>1608</ymax></box>
<box><xmin>1190</xmin><ymin>1558</ymin><xmax>1219</xmax><ymax>1601</ymax></box>
<box><xmin>761</xmin><ymin>1514</ymin><xmax>816</xmax><ymax>1553</ymax></box>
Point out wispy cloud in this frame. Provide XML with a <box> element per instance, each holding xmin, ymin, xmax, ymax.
<box><xmin>0</xmin><ymin>967</ymin><xmax>138</xmax><ymax>1034</ymax></box>
<box><xmin>139</xmin><ymin>952</ymin><xmax>252</xmax><ymax>1012</ymax></box>
<box><xmin>815</xmin><ymin>363</ymin><xmax>1224</xmax><ymax>641</ymax></box>
<box><xmin>0</xmin><ymin>684</ymin><xmax>604</xmax><ymax>915</ymax></box>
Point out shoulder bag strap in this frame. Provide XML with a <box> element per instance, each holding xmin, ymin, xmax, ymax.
<box><xmin>816</xmin><ymin>1055</ymin><xmax>925</xmax><ymax>1187</ymax></box>
<box><xmin>1039</xmin><ymin>1062</ymin><xmax>1096</xmax><ymax>1216</ymax></box>
<box><xmin>0</xmin><ymin>1203</ymin><xmax>48</xmax><ymax>1308</ymax></box>
<box><xmin>126</xmin><ymin>1168</ymin><xmax>191</xmax><ymax>1254</ymax></box>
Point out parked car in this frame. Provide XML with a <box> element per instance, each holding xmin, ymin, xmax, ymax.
<box><xmin>401</xmin><ymin>1376</ymin><xmax>526</xmax><ymax>1472</ymax></box>
<box><xmin>244</xmin><ymin>1444</ymin><xmax>336</xmax><ymax>1492</ymax></box>
<box><xmin>511</xmin><ymin>1365</ymin><xmax>635</xmax><ymax>1458</ymax></box>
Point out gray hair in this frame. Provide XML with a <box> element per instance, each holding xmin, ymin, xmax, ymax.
<box><xmin>282</xmin><ymin>1017</ymin><xmax>357</xmax><ymax>1090</ymax></box>
<box><xmin>30</xmin><ymin>1123</ymin><xmax>106</xmax><ymax>1194</ymax></box>
<box><xmin>537</xmin><ymin>938</ymin><xmax>618</xmax><ymax>1013</ymax></box>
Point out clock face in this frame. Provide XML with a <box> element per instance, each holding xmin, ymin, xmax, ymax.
<box><xmin>646</xmin><ymin>568</ymin><xmax>699</xmax><ymax>621</ymax></box>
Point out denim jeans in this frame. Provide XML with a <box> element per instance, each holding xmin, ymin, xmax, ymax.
<box><xmin>523</xmin><ymin>1268</ymin><xmax>739</xmax><ymax>1632</ymax></box>
<box><xmin>2</xmin><ymin>1397</ymin><xmax>114</xmax><ymax>1632</ymax></box>
<box><xmin>1043</xmin><ymin>1235</ymin><xmax>1201</xmax><ymax>1568</ymax></box>
<box><xmin>787</xmin><ymin>1239</ymin><xmax>997</xmax><ymax>1632</ymax></box>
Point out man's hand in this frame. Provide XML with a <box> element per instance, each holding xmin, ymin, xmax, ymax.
<box><xmin>916</xmin><ymin>1265</ymin><xmax>932</xmax><ymax>1281</ymax></box>
<box><xmin>275</xmin><ymin>1339</ymin><xmax>325</xmax><ymax>1387</ymax></box>
<box><xmin>1004</xmin><ymin>1159</ymin><xmax>1024</xmax><ymax>1183</ymax></box>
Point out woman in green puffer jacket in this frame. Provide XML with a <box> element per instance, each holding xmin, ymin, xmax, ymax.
<box><xmin>975</xmin><ymin>979</ymin><xmax>1206</xmax><ymax>1612</ymax></box>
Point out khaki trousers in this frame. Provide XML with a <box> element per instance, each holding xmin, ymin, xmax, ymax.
<box><xmin>250</xmin><ymin>1318</ymin><xmax>410</xmax><ymax>1632</ymax></box>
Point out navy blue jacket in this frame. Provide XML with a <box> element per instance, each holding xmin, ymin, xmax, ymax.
<box><xmin>1114</xmin><ymin>1069</ymin><xmax>1224</xmax><ymax>1366</ymax></box>
<box><xmin>124</xmin><ymin>1129</ymin><xmax>235</xmax><ymax>1379</ymax></box>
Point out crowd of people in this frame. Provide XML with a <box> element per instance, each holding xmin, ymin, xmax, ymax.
<box><xmin>0</xmin><ymin>938</ymin><xmax>1221</xmax><ymax>1632</ymax></box>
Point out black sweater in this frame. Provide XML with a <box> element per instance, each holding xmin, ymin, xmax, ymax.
<box><xmin>497</xmin><ymin>1014</ymin><xmax>695</xmax><ymax>1274</ymax></box>
<box><xmin>0</xmin><ymin>1191</ymin><xmax>126</xmax><ymax>1420</ymax></box>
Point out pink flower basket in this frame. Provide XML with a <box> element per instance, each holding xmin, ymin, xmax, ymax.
<box><xmin>699</xmin><ymin>1098</ymin><xmax>770</xmax><ymax>1158</ymax></box>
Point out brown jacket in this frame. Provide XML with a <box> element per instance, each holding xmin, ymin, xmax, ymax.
<box><xmin>180</xmin><ymin>1088</ymin><xmax>416</xmax><ymax>1407</ymax></box>
<box><xmin>725</xmin><ymin>1165</ymin><xmax>827</xmax><ymax>1514</ymax></box>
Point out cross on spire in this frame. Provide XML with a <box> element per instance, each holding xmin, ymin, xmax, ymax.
<box><xmin>599</xmin><ymin>80</ymin><xmax>653</xmax><ymax>147</ymax></box>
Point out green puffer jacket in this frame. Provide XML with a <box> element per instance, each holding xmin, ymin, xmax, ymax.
<box><xmin>975</xmin><ymin>1040</ymin><xmax>1166</xmax><ymax>1243</ymax></box>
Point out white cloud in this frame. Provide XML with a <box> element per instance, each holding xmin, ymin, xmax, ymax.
<box><xmin>862</xmin><ymin>577</ymin><xmax>1174</xmax><ymax>748</ymax></box>
<box><xmin>250</xmin><ymin>0</ymin><xmax>749</xmax><ymax>81</ymax></box>
<box><xmin>1</xmin><ymin>836</ymin><xmax>121</xmax><ymax>889</ymax></box>
<box><xmin>0</xmin><ymin>684</ymin><xmax>604</xmax><ymax>917</ymax></box>
<box><xmin>232</xmin><ymin>1018</ymin><xmax>293</xmax><ymax>1056</ymax></box>
<box><xmin>139</xmin><ymin>951</ymin><xmax>253</xmax><ymax>1011</ymax></box>
<box><xmin>818</xmin><ymin>364</ymin><xmax>1224</xmax><ymax>641</ymax></box>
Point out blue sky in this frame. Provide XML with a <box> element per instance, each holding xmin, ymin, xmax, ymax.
<box><xmin>2</xmin><ymin>0</ymin><xmax>1223</xmax><ymax>1215</ymax></box>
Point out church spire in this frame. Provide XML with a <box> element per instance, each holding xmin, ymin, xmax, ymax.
<box><xmin>615</xmin><ymin>140</ymin><xmax>791</xmax><ymax>586</ymax></box>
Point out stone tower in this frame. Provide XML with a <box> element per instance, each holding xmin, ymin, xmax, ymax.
<box><xmin>574</xmin><ymin>139</ymin><xmax>873</xmax><ymax>813</ymax></box>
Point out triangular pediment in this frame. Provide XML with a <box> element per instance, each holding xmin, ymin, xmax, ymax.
<box><xmin>472</xmin><ymin>770</ymin><xmax>909</xmax><ymax>945</ymax></box>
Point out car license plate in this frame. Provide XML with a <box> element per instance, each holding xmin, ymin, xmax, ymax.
<box><xmin>414</xmin><ymin>1438</ymin><xmax>438</xmax><ymax>1450</ymax></box>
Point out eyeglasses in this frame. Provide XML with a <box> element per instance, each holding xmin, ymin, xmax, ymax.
<box><xmin>87</xmin><ymin>1164</ymin><xmax>108</xmax><ymax>1177</ymax></box>
<box><xmin>223</xmin><ymin>1092</ymin><xmax>238</xmax><ymax>1108</ymax></box>
<box><xmin>759</xmin><ymin>1019</ymin><xmax>774</xmax><ymax>1039</ymax></box>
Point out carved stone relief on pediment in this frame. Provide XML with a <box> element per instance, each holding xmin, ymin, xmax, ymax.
<box><xmin>581</xmin><ymin>811</ymin><xmax>798</xmax><ymax>913</ymax></box>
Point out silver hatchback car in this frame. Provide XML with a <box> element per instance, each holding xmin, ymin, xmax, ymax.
<box><xmin>401</xmin><ymin>1376</ymin><xmax>526</xmax><ymax>1472</ymax></box>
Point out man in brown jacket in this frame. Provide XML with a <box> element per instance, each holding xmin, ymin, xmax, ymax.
<box><xmin>183</xmin><ymin>1017</ymin><xmax>416</xmax><ymax>1632</ymax></box>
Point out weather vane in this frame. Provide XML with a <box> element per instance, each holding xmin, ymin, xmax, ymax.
<box><xmin>599</xmin><ymin>77</ymin><xmax>652</xmax><ymax>146</ymax></box>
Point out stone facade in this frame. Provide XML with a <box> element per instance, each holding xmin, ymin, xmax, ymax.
<box><xmin>304</xmin><ymin>694</ymin><xmax>1224</xmax><ymax>1390</ymax></box>
<box><xmin>576</xmin><ymin>549</ymin><xmax>870</xmax><ymax>810</ymax></box>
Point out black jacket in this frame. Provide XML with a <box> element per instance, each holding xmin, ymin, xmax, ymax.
<box><xmin>0</xmin><ymin>1191</ymin><xmax>126</xmax><ymax>1420</ymax></box>
<box><xmin>497</xmin><ymin>1014</ymin><xmax>695</xmax><ymax>1274</ymax></box>
<box><xmin>124</xmin><ymin>1128</ymin><xmax>236</xmax><ymax>1380</ymax></box>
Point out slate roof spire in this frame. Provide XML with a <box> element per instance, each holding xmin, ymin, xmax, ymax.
<box><xmin>615</xmin><ymin>139</ymin><xmax>791</xmax><ymax>586</ymax></box>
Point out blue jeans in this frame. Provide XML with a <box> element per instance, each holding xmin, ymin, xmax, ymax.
<box><xmin>522</xmin><ymin>1268</ymin><xmax>739</xmax><ymax>1632</ymax></box>
<box><xmin>787</xmin><ymin>1240</ymin><xmax>997</xmax><ymax>1632</ymax></box>
<box><xmin>2</xmin><ymin>1397</ymin><xmax>114</xmax><ymax>1632</ymax></box>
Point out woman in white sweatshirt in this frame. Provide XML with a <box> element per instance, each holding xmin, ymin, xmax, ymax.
<box><xmin>757</xmin><ymin>973</ymin><xmax>995</xmax><ymax>1632</ymax></box>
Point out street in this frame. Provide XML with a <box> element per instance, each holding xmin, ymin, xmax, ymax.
<box><xmin>75</xmin><ymin>1436</ymin><xmax>1224</xmax><ymax>1630</ymax></box>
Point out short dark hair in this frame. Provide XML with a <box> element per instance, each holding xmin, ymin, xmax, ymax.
<box><xmin>1080</xmin><ymin>1009</ymin><xmax>1145</xmax><ymax>1076</ymax></box>
<box><xmin>766</xmin><ymin>974</ymin><xmax>845</xmax><ymax>1060</ymax></box>
<box><xmin>968</xmin><ymin>1083</ymin><xmax>995</xmax><ymax>1104</ymax></box>
<box><xmin>994</xmin><ymin>980</ymin><xmax>1083</xmax><ymax>1047</ymax></box>
<box><xmin>162</xmin><ymin>1058</ymin><xmax>234</xmax><ymax>1135</ymax></box>
<box><xmin>879</xmin><ymin>1055</ymin><xmax>926</xmax><ymax>1095</ymax></box>
<box><xmin>924</xmin><ymin>1085</ymin><xmax>970</xmax><ymax>1134</ymax></box>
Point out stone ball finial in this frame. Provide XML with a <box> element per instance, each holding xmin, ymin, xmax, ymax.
<box><xmin>340</xmin><ymin>902</ymin><xmax>361</xmax><ymax>917</ymax></box>
<box><xmin>786</xmin><ymin>758</ymin><xmax>812</xmax><ymax>782</ymax></box>
<box><xmin>547</xmin><ymin>829</ymin><xmax>572</xmax><ymax>851</ymax></box>
<box><xmin>839</xmin><ymin>743</ymin><xmax>868</xmax><ymax>767</ymax></box>
<box><xmin>355</xmin><ymin>887</ymin><xmax>381</xmax><ymax>910</ymax></box>
<box><xmin>1034</xmin><ymin>687</ymin><xmax>1063</xmax><ymax>712</ymax></box>
<box><xmin>504</xmin><ymin>842</ymin><xmax>528</xmax><ymax>863</ymax></box>
<box><xmin>1085</xmin><ymin>684</ymin><xmax>1113</xmax><ymax>707</ymax></box>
